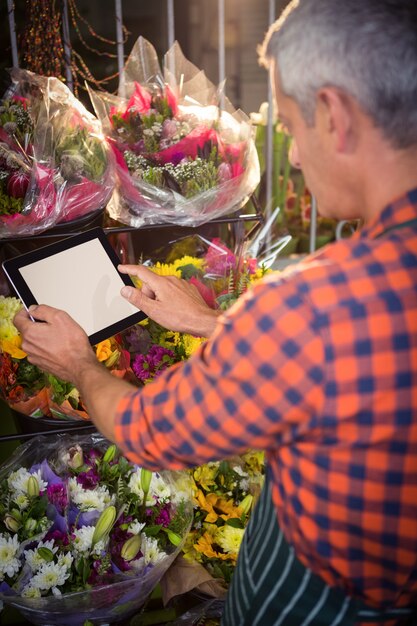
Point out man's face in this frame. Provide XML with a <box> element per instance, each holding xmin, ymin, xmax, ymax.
<box><xmin>272</xmin><ymin>65</ymin><xmax>358</xmax><ymax>220</ymax></box>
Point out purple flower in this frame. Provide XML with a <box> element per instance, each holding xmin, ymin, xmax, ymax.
<box><xmin>47</xmin><ymin>483</ymin><xmax>68</xmax><ymax>513</ymax></box>
<box><xmin>44</xmin><ymin>529</ymin><xmax>70</xmax><ymax>546</ymax></box>
<box><xmin>162</xmin><ymin>119</ymin><xmax>178</xmax><ymax>140</ymax></box>
<box><xmin>77</xmin><ymin>468</ymin><xmax>100</xmax><ymax>489</ymax></box>
<box><xmin>132</xmin><ymin>345</ymin><xmax>175</xmax><ymax>383</ymax></box>
<box><xmin>155</xmin><ymin>506</ymin><xmax>171</xmax><ymax>527</ymax></box>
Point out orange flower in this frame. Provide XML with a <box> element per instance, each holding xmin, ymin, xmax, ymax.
<box><xmin>95</xmin><ymin>340</ymin><xmax>113</xmax><ymax>362</ymax></box>
<box><xmin>194</xmin><ymin>532</ymin><xmax>230</xmax><ymax>561</ymax></box>
<box><xmin>195</xmin><ymin>490</ymin><xmax>242</xmax><ymax>523</ymax></box>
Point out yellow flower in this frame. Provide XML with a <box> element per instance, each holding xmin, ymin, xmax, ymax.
<box><xmin>242</xmin><ymin>450</ymin><xmax>265</xmax><ymax>475</ymax></box>
<box><xmin>0</xmin><ymin>296</ymin><xmax>22</xmax><ymax>324</ymax></box>
<box><xmin>151</xmin><ymin>263</ymin><xmax>181</xmax><ymax>278</ymax></box>
<box><xmin>182</xmin><ymin>334</ymin><xmax>204</xmax><ymax>357</ymax></box>
<box><xmin>172</xmin><ymin>256</ymin><xmax>204</xmax><ymax>272</ymax></box>
<box><xmin>215</xmin><ymin>525</ymin><xmax>245</xmax><ymax>559</ymax></box>
<box><xmin>1</xmin><ymin>336</ymin><xmax>27</xmax><ymax>359</ymax></box>
<box><xmin>193</xmin><ymin>463</ymin><xmax>218</xmax><ymax>492</ymax></box>
<box><xmin>194</xmin><ymin>531</ymin><xmax>231</xmax><ymax>561</ymax></box>
<box><xmin>95</xmin><ymin>340</ymin><xmax>113</xmax><ymax>362</ymax></box>
<box><xmin>0</xmin><ymin>319</ymin><xmax>20</xmax><ymax>342</ymax></box>
<box><xmin>182</xmin><ymin>532</ymin><xmax>203</xmax><ymax>563</ymax></box>
<box><xmin>195</xmin><ymin>490</ymin><xmax>242</xmax><ymax>523</ymax></box>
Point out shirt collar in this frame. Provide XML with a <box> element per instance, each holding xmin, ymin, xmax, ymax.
<box><xmin>359</xmin><ymin>187</ymin><xmax>417</xmax><ymax>240</ymax></box>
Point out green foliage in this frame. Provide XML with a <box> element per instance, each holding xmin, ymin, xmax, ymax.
<box><xmin>0</xmin><ymin>188</ymin><xmax>24</xmax><ymax>216</ymax></box>
<box><xmin>55</xmin><ymin>127</ymin><xmax>107</xmax><ymax>182</ymax></box>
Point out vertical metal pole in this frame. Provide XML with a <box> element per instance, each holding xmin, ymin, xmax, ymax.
<box><xmin>7</xmin><ymin>0</ymin><xmax>19</xmax><ymax>68</ymax></box>
<box><xmin>218</xmin><ymin>0</ymin><xmax>226</xmax><ymax>108</ymax></box>
<box><xmin>265</xmin><ymin>0</ymin><xmax>276</xmax><ymax>223</ymax></box>
<box><xmin>167</xmin><ymin>0</ymin><xmax>175</xmax><ymax>48</ymax></box>
<box><xmin>62</xmin><ymin>0</ymin><xmax>74</xmax><ymax>92</ymax></box>
<box><xmin>218</xmin><ymin>0</ymin><xmax>226</xmax><ymax>84</ymax></box>
<box><xmin>309</xmin><ymin>196</ymin><xmax>318</xmax><ymax>253</ymax></box>
<box><xmin>115</xmin><ymin>0</ymin><xmax>125</xmax><ymax>97</ymax></box>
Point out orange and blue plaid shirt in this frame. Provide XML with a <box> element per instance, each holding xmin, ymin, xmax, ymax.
<box><xmin>115</xmin><ymin>189</ymin><xmax>417</xmax><ymax>611</ymax></box>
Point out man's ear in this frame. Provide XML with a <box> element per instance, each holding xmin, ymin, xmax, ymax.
<box><xmin>315</xmin><ymin>87</ymin><xmax>356</xmax><ymax>153</ymax></box>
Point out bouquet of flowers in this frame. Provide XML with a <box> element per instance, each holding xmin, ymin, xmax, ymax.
<box><xmin>0</xmin><ymin>68</ymin><xmax>114</xmax><ymax>238</ymax></box>
<box><xmin>0</xmin><ymin>432</ymin><xmax>193</xmax><ymax>625</ymax></box>
<box><xmin>161</xmin><ymin>451</ymin><xmax>265</xmax><ymax>604</ymax></box>
<box><xmin>89</xmin><ymin>37</ymin><xmax>260</xmax><ymax>227</ymax></box>
<box><xmin>0</xmin><ymin>296</ymin><xmax>131</xmax><ymax>421</ymax></box>
<box><xmin>122</xmin><ymin>234</ymin><xmax>270</xmax><ymax>386</ymax></box>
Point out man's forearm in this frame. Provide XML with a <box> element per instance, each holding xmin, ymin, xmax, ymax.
<box><xmin>74</xmin><ymin>361</ymin><xmax>135</xmax><ymax>442</ymax></box>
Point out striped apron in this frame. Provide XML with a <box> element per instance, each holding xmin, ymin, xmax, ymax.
<box><xmin>222</xmin><ymin>474</ymin><xmax>415</xmax><ymax>626</ymax></box>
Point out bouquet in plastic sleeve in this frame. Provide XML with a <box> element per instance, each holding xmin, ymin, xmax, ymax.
<box><xmin>0</xmin><ymin>296</ymin><xmax>132</xmax><ymax>421</ymax></box>
<box><xmin>0</xmin><ymin>68</ymin><xmax>114</xmax><ymax>238</ymax></box>
<box><xmin>161</xmin><ymin>451</ymin><xmax>265</xmax><ymax>604</ymax></box>
<box><xmin>0</xmin><ymin>296</ymin><xmax>49</xmax><ymax>416</ymax></box>
<box><xmin>0</xmin><ymin>432</ymin><xmax>193</xmax><ymax>626</ymax></box>
<box><xmin>89</xmin><ymin>37</ymin><xmax>260</xmax><ymax>227</ymax></box>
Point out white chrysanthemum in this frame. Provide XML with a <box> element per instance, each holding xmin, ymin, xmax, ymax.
<box><xmin>0</xmin><ymin>533</ymin><xmax>21</xmax><ymax>579</ymax></box>
<box><xmin>21</xmin><ymin>584</ymin><xmax>41</xmax><ymax>598</ymax></box>
<box><xmin>13</xmin><ymin>493</ymin><xmax>29</xmax><ymax>511</ymax></box>
<box><xmin>128</xmin><ymin>520</ymin><xmax>146</xmax><ymax>535</ymax></box>
<box><xmin>51</xmin><ymin>586</ymin><xmax>62</xmax><ymax>597</ymax></box>
<box><xmin>72</xmin><ymin>526</ymin><xmax>105</xmax><ymax>555</ymax></box>
<box><xmin>7</xmin><ymin>468</ymin><xmax>48</xmax><ymax>496</ymax></box>
<box><xmin>57</xmin><ymin>552</ymin><xmax>73</xmax><ymax>570</ymax></box>
<box><xmin>128</xmin><ymin>470</ymin><xmax>171</xmax><ymax>505</ymax></box>
<box><xmin>216</xmin><ymin>525</ymin><xmax>245</xmax><ymax>554</ymax></box>
<box><xmin>232</xmin><ymin>466</ymin><xmax>248</xmax><ymax>478</ymax></box>
<box><xmin>68</xmin><ymin>477</ymin><xmax>114</xmax><ymax>512</ymax></box>
<box><xmin>30</xmin><ymin>562</ymin><xmax>69</xmax><ymax>591</ymax></box>
<box><xmin>24</xmin><ymin>540</ymin><xmax>58</xmax><ymax>572</ymax></box>
<box><xmin>139</xmin><ymin>534</ymin><xmax>166</xmax><ymax>566</ymax></box>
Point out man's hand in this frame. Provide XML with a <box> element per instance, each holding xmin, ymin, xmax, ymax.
<box><xmin>14</xmin><ymin>305</ymin><xmax>98</xmax><ymax>386</ymax></box>
<box><xmin>119</xmin><ymin>264</ymin><xmax>221</xmax><ymax>338</ymax></box>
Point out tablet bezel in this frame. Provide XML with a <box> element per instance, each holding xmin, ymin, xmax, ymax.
<box><xmin>2</xmin><ymin>227</ymin><xmax>146</xmax><ymax>345</ymax></box>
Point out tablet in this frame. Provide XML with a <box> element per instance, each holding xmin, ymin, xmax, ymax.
<box><xmin>2</xmin><ymin>227</ymin><xmax>146</xmax><ymax>345</ymax></box>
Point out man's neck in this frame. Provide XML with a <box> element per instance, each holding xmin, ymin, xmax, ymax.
<box><xmin>358</xmin><ymin>141</ymin><xmax>417</xmax><ymax>224</ymax></box>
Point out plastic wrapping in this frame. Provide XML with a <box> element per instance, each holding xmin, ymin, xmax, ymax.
<box><xmin>0</xmin><ymin>69</ymin><xmax>114</xmax><ymax>239</ymax></box>
<box><xmin>89</xmin><ymin>37</ymin><xmax>260</xmax><ymax>228</ymax></box>
<box><xmin>0</xmin><ymin>432</ymin><xmax>193</xmax><ymax>625</ymax></box>
<box><xmin>0</xmin><ymin>297</ymin><xmax>133</xmax><ymax>422</ymax></box>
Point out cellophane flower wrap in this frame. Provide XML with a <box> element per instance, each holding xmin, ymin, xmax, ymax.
<box><xmin>0</xmin><ymin>432</ymin><xmax>193</xmax><ymax>625</ymax></box>
<box><xmin>89</xmin><ymin>36</ymin><xmax>260</xmax><ymax>227</ymax></box>
<box><xmin>0</xmin><ymin>68</ymin><xmax>114</xmax><ymax>238</ymax></box>
<box><xmin>0</xmin><ymin>296</ymin><xmax>132</xmax><ymax>421</ymax></box>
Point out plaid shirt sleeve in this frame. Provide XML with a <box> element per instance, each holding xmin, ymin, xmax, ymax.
<box><xmin>114</xmin><ymin>271</ymin><xmax>326</xmax><ymax>470</ymax></box>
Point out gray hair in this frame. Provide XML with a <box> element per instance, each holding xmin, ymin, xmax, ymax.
<box><xmin>259</xmin><ymin>0</ymin><xmax>417</xmax><ymax>149</ymax></box>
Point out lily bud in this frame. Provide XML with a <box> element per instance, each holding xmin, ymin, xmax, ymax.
<box><xmin>10</xmin><ymin>508</ymin><xmax>22</xmax><ymax>522</ymax></box>
<box><xmin>240</xmin><ymin>494</ymin><xmax>253</xmax><ymax>516</ymax></box>
<box><xmin>141</xmin><ymin>468</ymin><xmax>152</xmax><ymax>495</ymax></box>
<box><xmin>24</xmin><ymin>518</ymin><xmax>37</xmax><ymax>534</ymax></box>
<box><xmin>164</xmin><ymin>529</ymin><xmax>182</xmax><ymax>547</ymax></box>
<box><xmin>104</xmin><ymin>350</ymin><xmax>120</xmax><ymax>368</ymax></box>
<box><xmin>67</xmin><ymin>445</ymin><xmax>84</xmax><ymax>470</ymax></box>
<box><xmin>4</xmin><ymin>515</ymin><xmax>21</xmax><ymax>533</ymax></box>
<box><xmin>120</xmin><ymin>535</ymin><xmax>142</xmax><ymax>562</ymax></box>
<box><xmin>27</xmin><ymin>476</ymin><xmax>39</xmax><ymax>497</ymax></box>
<box><xmin>37</xmin><ymin>547</ymin><xmax>54</xmax><ymax>562</ymax></box>
<box><xmin>92</xmin><ymin>505</ymin><xmax>116</xmax><ymax>546</ymax></box>
<box><xmin>103</xmin><ymin>444</ymin><xmax>117</xmax><ymax>463</ymax></box>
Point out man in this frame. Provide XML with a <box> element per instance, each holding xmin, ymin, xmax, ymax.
<box><xmin>14</xmin><ymin>0</ymin><xmax>417</xmax><ymax>623</ymax></box>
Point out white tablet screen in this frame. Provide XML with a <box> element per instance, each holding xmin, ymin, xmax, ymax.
<box><xmin>19</xmin><ymin>238</ymin><xmax>138</xmax><ymax>337</ymax></box>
